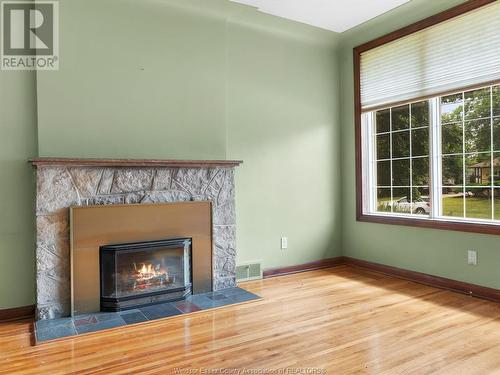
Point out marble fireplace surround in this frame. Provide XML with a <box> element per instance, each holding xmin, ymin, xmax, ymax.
<box><xmin>31</xmin><ymin>158</ymin><xmax>242</xmax><ymax>320</ymax></box>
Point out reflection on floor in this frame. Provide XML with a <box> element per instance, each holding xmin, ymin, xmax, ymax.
<box><xmin>35</xmin><ymin>287</ymin><xmax>260</xmax><ymax>343</ymax></box>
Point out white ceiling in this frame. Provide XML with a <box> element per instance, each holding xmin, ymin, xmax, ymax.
<box><xmin>230</xmin><ymin>0</ymin><xmax>411</xmax><ymax>33</ymax></box>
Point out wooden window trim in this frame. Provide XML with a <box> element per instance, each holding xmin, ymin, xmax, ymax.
<box><xmin>353</xmin><ymin>0</ymin><xmax>500</xmax><ymax>235</ymax></box>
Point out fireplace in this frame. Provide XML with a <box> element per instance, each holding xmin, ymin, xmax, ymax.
<box><xmin>100</xmin><ymin>238</ymin><xmax>192</xmax><ymax>312</ymax></box>
<box><xmin>32</xmin><ymin>158</ymin><xmax>241</xmax><ymax>320</ymax></box>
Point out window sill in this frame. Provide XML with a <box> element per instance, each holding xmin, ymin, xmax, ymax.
<box><xmin>357</xmin><ymin>213</ymin><xmax>500</xmax><ymax>235</ymax></box>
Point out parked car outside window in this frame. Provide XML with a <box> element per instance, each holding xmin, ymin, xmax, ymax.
<box><xmin>390</xmin><ymin>196</ymin><xmax>430</xmax><ymax>215</ymax></box>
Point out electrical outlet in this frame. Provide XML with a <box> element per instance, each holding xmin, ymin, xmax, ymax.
<box><xmin>281</xmin><ymin>237</ymin><xmax>288</xmax><ymax>250</ymax></box>
<box><xmin>467</xmin><ymin>250</ymin><xmax>477</xmax><ymax>266</ymax></box>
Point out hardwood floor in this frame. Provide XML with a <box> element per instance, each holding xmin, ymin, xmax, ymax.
<box><xmin>2</xmin><ymin>265</ymin><xmax>500</xmax><ymax>374</ymax></box>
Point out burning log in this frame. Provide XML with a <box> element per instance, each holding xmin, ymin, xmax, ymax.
<box><xmin>127</xmin><ymin>262</ymin><xmax>173</xmax><ymax>291</ymax></box>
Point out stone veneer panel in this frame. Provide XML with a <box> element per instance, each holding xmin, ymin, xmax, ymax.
<box><xmin>35</xmin><ymin>166</ymin><xmax>236</xmax><ymax>320</ymax></box>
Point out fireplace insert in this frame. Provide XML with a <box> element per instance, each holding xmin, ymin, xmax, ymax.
<box><xmin>100</xmin><ymin>238</ymin><xmax>192</xmax><ymax>311</ymax></box>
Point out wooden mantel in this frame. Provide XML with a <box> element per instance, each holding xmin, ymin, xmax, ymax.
<box><xmin>29</xmin><ymin>157</ymin><xmax>243</xmax><ymax>168</ymax></box>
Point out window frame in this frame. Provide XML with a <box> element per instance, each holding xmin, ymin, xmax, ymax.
<box><xmin>354</xmin><ymin>0</ymin><xmax>500</xmax><ymax>235</ymax></box>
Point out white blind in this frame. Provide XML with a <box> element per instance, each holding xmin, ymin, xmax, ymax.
<box><xmin>360</xmin><ymin>2</ymin><xmax>500</xmax><ymax>111</ymax></box>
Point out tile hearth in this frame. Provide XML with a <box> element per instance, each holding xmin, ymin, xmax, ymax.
<box><xmin>35</xmin><ymin>287</ymin><xmax>260</xmax><ymax>343</ymax></box>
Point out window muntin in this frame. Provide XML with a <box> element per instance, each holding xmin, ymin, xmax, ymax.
<box><xmin>367</xmin><ymin>83</ymin><xmax>500</xmax><ymax>224</ymax></box>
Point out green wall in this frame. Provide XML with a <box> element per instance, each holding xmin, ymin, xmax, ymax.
<box><xmin>0</xmin><ymin>70</ymin><xmax>37</xmax><ymax>309</ymax></box>
<box><xmin>36</xmin><ymin>0</ymin><xmax>230</xmax><ymax>159</ymax></box>
<box><xmin>226</xmin><ymin>10</ymin><xmax>341</xmax><ymax>268</ymax></box>
<box><xmin>339</xmin><ymin>0</ymin><xmax>500</xmax><ymax>289</ymax></box>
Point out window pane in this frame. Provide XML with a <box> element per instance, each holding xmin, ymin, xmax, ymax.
<box><xmin>442</xmin><ymin>123</ymin><xmax>463</xmax><ymax>154</ymax></box>
<box><xmin>392</xmin><ymin>131</ymin><xmax>410</xmax><ymax>158</ymax></box>
<box><xmin>494</xmin><ymin>85</ymin><xmax>500</xmax><ymax>117</ymax></box>
<box><xmin>376</xmin><ymin>188</ymin><xmax>391</xmax><ymax>212</ymax></box>
<box><xmin>495</xmin><ymin>188</ymin><xmax>500</xmax><ymax>220</ymax></box>
<box><xmin>493</xmin><ymin>118</ymin><xmax>500</xmax><ymax>152</ymax></box>
<box><xmin>464</xmin><ymin>87</ymin><xmax>491</xmax><ymax>120</ymax></box>
<box><xmin>376</xmin><ymin>134</ymin><xmax>390</xmax><ymax>160</ymax></box>
<box><xmin>376</xmin><ymin>109</ymin><xmax>390</xmax><ymax>133</ymax></box>
<box><xmin>442</xmin><ymin>155</ymin><xmax>463</xmax><ymax>186</ymax></box>
<box><xmin>465</xmin><ymin>188</ymin><xmax>492</xmax><ymax>220</ymax></box>
<box><xmin>377</xmin><ymin>161</ymin><xmax>391</xmax><ymax>186</ymax></box>
<box><xmin>393</xmin><ymin>159</ymin><xmax>410</xmax><ymax>186</ymax></box>
<box><xmin>412</xmin><ymin>188</ymin><xmax>430</xmax><ymax>216</ymax></box>
<box><xmin>466</xmin><ymin>153</ymin><xmax>491</xmax><ymax>186</ymax></box>
<box><xmin>464</xmin><ymin>119</ymin><xmax>491</xmax><ymax>153</ymax></box>
<box><xmin>442</xmin><ymin>187</ymin><xmax>464</xmax><ymax>218</ymax></box>
<box><xmin>412</xmin><ymin>158</ymin><xmax>429</xmax><ymax>186</ymax></box>
<box><xmin>392</xmin><ymin>104</ymin><xmax>410</xmax><ymax>130</ymax></box>
<box><xmin>441</xmin><ymin>93</ymin><xmax>463</xmax><ymax>124</ymax></box>
<box><xmin>411</xmin><ymin>127</ymin><xmax>429</xmax><ymax>156</ymax></box>
<box><xmin>411</xmin><ymin>101</ymin><xmax>429</xmax><ymax>128</ymax></box>
<box><xmin>392</xmin><ymin>188</ymin><xmax>411</xmax><ymax>214</ymax></box>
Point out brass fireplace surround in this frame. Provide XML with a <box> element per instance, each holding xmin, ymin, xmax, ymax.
<box><xmin>70</xmin><ymin>201</ymin><xmax>213</xmax><ymax>316</ymax></box>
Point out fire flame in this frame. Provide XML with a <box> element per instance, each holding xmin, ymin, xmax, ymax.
<box><xmin>139</xmin><ymin>263</ymin><xmax>156</xmax><ymax>278</ymax></box>
<box><xmin>137</xmin><ymin>263</ymin><xmax>166</xmax><ymax>280</ymax></box>
<box><xmin>132</xmin><ymin>262</ymin><xmax>170</xmax><ymax>291</ymax></box>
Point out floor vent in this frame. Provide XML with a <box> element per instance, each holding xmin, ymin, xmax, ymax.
<box><xmin>236</xmin><ymin>261</ymin><xmax>263</xmax><ymax>282</ymax></box>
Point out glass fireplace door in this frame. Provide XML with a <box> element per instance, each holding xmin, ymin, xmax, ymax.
<box><xmin>100</xmin><ymin>238</ymin><xmax>191</xmax><ymax>311</ymax></box>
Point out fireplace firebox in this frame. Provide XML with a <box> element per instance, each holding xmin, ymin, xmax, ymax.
<box><xmin>100</xmin><ymin>238</ymin><xmax>192</xmax><ymax>312</ymax></box>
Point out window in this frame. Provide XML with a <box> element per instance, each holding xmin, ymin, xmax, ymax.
<box><xmin>365</xmin><ymin>84</ymin><xmax>500</xmax><ymax>224</ymax></box>
<box><xmin>372</xmin><ymin>101</ymin><xmax>430</xmax><ymax>216</ymax></box>
<box><xmin>355</xmin><ymin>1</ymin><xmax>500</xmax><ymax>234</ymax></box>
